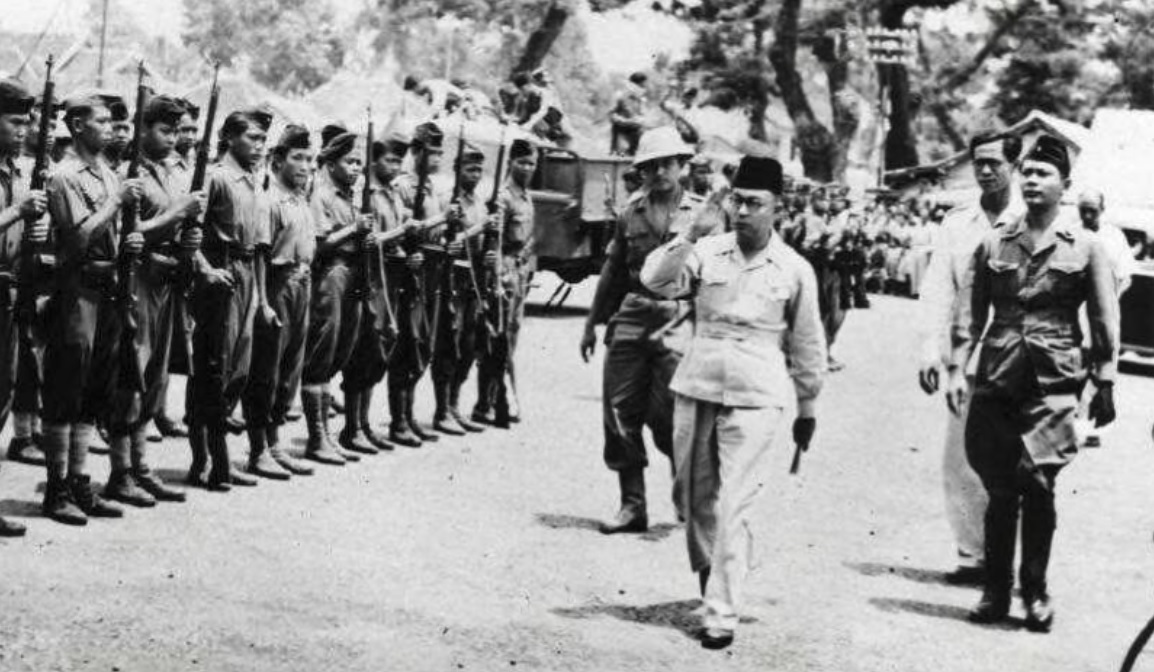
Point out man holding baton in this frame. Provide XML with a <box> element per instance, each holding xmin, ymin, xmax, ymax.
<box><xmin>641</xmin><ymin>155</ymin><xmax>826</xmax><ymax>649</ymax></box>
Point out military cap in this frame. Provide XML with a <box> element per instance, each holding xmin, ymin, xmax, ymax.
<box><xmin>319</xmin><ymin>131</ymin><xmax>358</xmax><ymax>163</ymax></box>
<box><xmin>509</xmin><ymin>137</ymin><xmax>535</xmax><ymax>161</ymax></box>
<box><xmin>731</xmin><ymin>156</ymin><xmax>784</xmax><ymax>196</ymax></box>
<box><xmin>411</xmin><ymin>122</ymin><xmax>443</xmax><ymax>152</ymax></box>
<box><xmin>62</xmin><ymin>90</ymin><xmax>127</xmax><ymax>121</ymax></box>
<box><xmin>241</xmin><ymin>105</ymin><xmax>274</xmax><ymax>131</ymax></box>
<box><xmin>219</xmin><ymin>107</ymin><xmax>272</xmax><ymax>140</ymax></box>
<box><xmin>455</xmin><ymin>142</ymin><xmax>484</xmax><ymax>168</ymax></box>
<box><xmin>176</xmin><ymin>97</ymin><xmax>200</xmax><ymax>120</ymax></box>
<box><xmin>0</xmin><ymin>79</ymin><xmax>34</xmax><ymax>115</ymax></box>
<box><xmin>277</xmin><ymin>124</ymin><xmax>311</xmax><ymax>151</ymax></box>
<box><xmin>1022</xmin><ymin>134</ymin><xmax>1070</xmax><ymax>178</ymax></box>
<box><xmin>142</xmin><ymin>95</ymin><xmax>187</xmax><ymax>127</ymax></box>
<box><xmin>321</xmin><ymin>122</ymin><xmax>348</xmax><ymax>148</ymax></box>
<box><xmin>372</xmin><ymin>131</ymin><xmax>410</xmax><ymax>160</ymax></box>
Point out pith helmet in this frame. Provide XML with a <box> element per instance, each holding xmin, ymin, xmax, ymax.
<box><xmin>632</xmin><ymin>126</ymin><xmax>694</xmax><ymax>168</ymax></box>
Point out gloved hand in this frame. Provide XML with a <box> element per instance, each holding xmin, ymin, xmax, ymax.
<box><xmin>1088</xmin><ymin>381</ymin><xmax>1116</xmax><ymax>428</ymax></box>
<box><xmin>793</xmin><ymin>416</ymin><xmax>816</xmax><ymax>450</ymax></box>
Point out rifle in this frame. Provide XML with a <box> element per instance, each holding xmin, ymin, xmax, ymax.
<box><xmin>360</xmin><ymin>105</ymin><xmax>398</xmax><ymax>347</ymax></box>
<box><xmin>116</xmin><ymin>60</ymin><xmax>149</xmax><ymax>393</ymax></box>
<box><xmin>481</xmin><ymin>123</ymin><xmax>508</xmax><ymax>354</ymax></box>
<box><xmin>181</xmin><ymin>62</ymin><xmax>219</xmax><ymax>287</ymax></box>
<box><xmin>429</xmin><ymin>123</ymin><xmax>468</xmax><ymax>360</ymax></box>
<box><xmin>15</xmin><ymin>55</ymin><xmax>54</xmax><ymax>350</ymax></box>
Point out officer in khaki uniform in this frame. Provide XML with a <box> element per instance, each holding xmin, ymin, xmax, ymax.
<box><xmin>40</xmin><ymin>93</ymin><xmax>144</xmax><ymax>525</ymax></box>
<box><xmin>642</xmin><ymin>155</ymin><xmax>826</xmax><ymax>649</ymax></box>
<box><xmin>103</xmin><ymin>95</ymin><xmax>204</xmax><ymax>508</ymax></box>
<box><xmin>948</xmin><ymin>136</ymin><xmax>1119</xmax><ymax>632</ymax></box>
<box><xmin>242</xmin><ymin>125</ymin><xmax>317</xmax><ymax>479</ymax></box>
<box><xmin>580</xmin><ymin>126</ymin><xmax>711</xmax><ymax>535</ymax></box>
<box><xmin>0</xmin><ymin>79</ymin><xmax>48</xmax><ymax>536</ymax></box>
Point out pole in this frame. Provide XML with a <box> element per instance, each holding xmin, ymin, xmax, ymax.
<box><xmin>876</xmin><ymin>66</ymin><xmax>888</xmax><ymax>189</ymax></box>
<box><xmin>97</xmin><ymin>0</ymin><xmax>109</xmax><ymax>87</ymax></box>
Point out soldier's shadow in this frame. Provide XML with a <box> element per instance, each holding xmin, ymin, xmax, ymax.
<box><xmin>552</xmin><ymin>599</ymin><xmax>763</xmax><ymax>639</ymax></box>
<box><xmin>0</xmin><ymin>498</ymin><xmax>44</xmax><ymax>519</ymax></box>
<box><xmin>534</xmin><ymin>513</ymin><xmax>679</xmax><ymax>542</ymax></box>
<box><xmin>868</xmin><ymin>597</ymin><xmax>1025</xmax><ymax>630</ymax></box>
<box><xmin>845</xmin><ymin>561</ymin><xmax>957</xmax><ymax>587</ymax></box>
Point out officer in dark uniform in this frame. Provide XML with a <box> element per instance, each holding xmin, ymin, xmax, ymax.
<box><xmin>0</xmin><ymin>79</ymin><xmax>48</xmax><ymax>536</ymax></box>
<box><xmin>948</xmin><ymin>136</ymin><xmax>1119</xmax><ymax>632</ymax></box>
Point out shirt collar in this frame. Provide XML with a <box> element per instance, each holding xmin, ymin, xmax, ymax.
<box><xmin>221</xmin><ymin>153</ymin><xmax>256</xmax><ymax>184</ymax></box>
<box><xmin>711</xmin><ymin>231</ymin><xmax>784</xmax><ymax>269</ymax></box>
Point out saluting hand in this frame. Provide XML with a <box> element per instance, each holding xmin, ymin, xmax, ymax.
<box><xmin>687</xmin><ymin>186</ymin><xmax>728</xmax><ymax>242</ymax></box>
<box><xmin>17</xmin><ymin>190</ymin><xmax>47</xmax><ymax>219</ymax></box>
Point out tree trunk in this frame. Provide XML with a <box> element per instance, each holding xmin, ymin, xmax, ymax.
<box><xmin>768</xmin><ymin>0</ymin><xmax>836</xmax><ymax>182</ymax></box>
<box><xmin>511</xmin><ymin>2</ymin><xmax>570</xmax><ymax>77</ymax></box>
<box><xmin>815</xmin><ymin>33</ymin><xmax>859</xmax><ymax>180</ymax></box>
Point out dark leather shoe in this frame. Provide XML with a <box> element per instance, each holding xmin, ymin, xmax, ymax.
<box><xmin>70</xmin><ymin>475</ymin><xmax>123</xmax><ymax>518</ymax></box>
<box><xmin>305</xmin><ymin>445</ymin><xmax>347</xmax><ymax>466</ymax></box>
<box><xmin>471</xmin><ymin>409</ymin><xmax>495</xmax><ymax>426</ymax></box>
<box><xmin>43</xmin><ymin>479</ymin><xmax>87</xmax><ymax>526</ymax></box>
<box><xmin>410</xmin><ymin>422</ymin><xmax>439</xmax><ymax>443</ymax></box>
<box><xmin>699</xmin><ymin>628</ymin><xmax>734</xmax><ymax>650</ymax></box>
<box><xmin>389</xmin><ymin>426</ymin><xmax>422</xmax><ymax>448</ymax></box>
<box><xmin>104</xmin><ymin>470</ymin><xmax>158</xmax><ymax>508</ymax></box>
<box><xmin>135</xmin><ymin>470</ymin><xmax>187</xmax><ymax>502</ymax></box>
<box><xmin>269</xmin><ymin>444</ymin><xmax>314</xmax><ymax>476</ymax></box>
<box><xmin>227</xmin><ymin>467</ymin><xmax>259</xmax><ymax>486</ymax></box>
<box><xmin>156</xmin><ymin>416</ymin><xmax>189</xmax><ymax>438</ymax></box>
<box><xmin>0</xmin><ymin>516</ymin><xmax>26</xmax><ymax>537</ymax></box>
<box><xmin>433</xmin><ymin>414</ymin><xmax>466</xmax><ymax>436</ymax></box>
<box><xmin>339</xmin><ymin>428</ymin><xmax>379</xmax><ymax>456</ymax></box>
<box><xmin>967</xmin><ymin>591</ymin><xmax>1010</xmax><ymax>624</ymax></box>
<box><xmin>6</xmin><ymin>436</ymin><xmax>46</xmax><ymax>466</ymax></box>
<box><xmin>598</xmin><ymin>507</ymin><xmax>648</xmax><ymax>535</ymax></box>
<box><xmin>1024</xmin><ymin>596</ymin><xmax>1054</xmax><ymax>633</ymax></box>
<box><xmin>944</xmin><ymin>566</ymin><xmax>985</xmax><ymax>587</ymax></box>
<box><xmin>248</xmin><ymin>452</ymin><xmax>292</xmax><ymax>481</ymax></box>
<box><xmin>362</xmin><ymin>426</ymin><xmax>394</xmax><ymax>451</ymax></box>
<box><xmin>452</xmin><ymin>409</ymin><xmax>484</xmax><ymax>433</ymax></box>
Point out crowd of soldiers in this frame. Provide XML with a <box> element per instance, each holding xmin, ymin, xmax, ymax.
<box><xmin>0</xmin><ymin>69</ymin><xmax>539</xmax><ymax>536</ymax></box>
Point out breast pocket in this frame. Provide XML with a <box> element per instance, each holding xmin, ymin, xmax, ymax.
<box><xmin>740</xmin><ymin>274</ymin><xmax>791</xmax><ymax>324</ymax></box>
<box><xmin>987</xmin><ymin>258</ymin><xmax>1020</xmax><ymax>299</ymax></box>
<box><xmin>1044</xmin><ymin>260</ymin><xmax>1086</xmax><ymax>300</ymax></box>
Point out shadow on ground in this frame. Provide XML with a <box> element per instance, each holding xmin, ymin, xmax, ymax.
<box><xmin>535</xmin><ymin>513</ymin><xmax>680</xmax><ymax>542</ymax></box>
<box><xmin>552</xmin><ymin>598</ymin><xmax>761</xmax><ymax>639</ymax></box>
<box><xmin>845</xmin><ymin>561</ymin><xmax>958</xmax><ymax>588</ymax></box>
<box><xmin>868</xmin><ymin>597</ymin><xmax>1024</xmax><ymax>630</ymax></box>
<box><xmin>525</xmin><ymin>303</ymin><xmax>588</xmax><ymax>319</ymax></box>
<box><xmin>0</xmin><ymin>498</ymin><xmax>43</xmax><ymax>519</ymax></box>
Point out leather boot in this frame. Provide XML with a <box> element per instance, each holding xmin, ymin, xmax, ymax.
<box><xmin>600</xmin><ymin>468</ymin><xmax>648</xmax><ymax>534</ymax></box>
<box><xmin>6</xmin><ymin>436</ymin><xmax>46</xmax><ymax>465</ymax></box>
<box><xmin>968</xmin><ymin>493</ymin><xmax>1017</xmax><ymax>624</ymax></box>
<box><xmin>43</xmin><ymin>472</ymin><xmax>86</xmax><ymax>526</ymax></box>
<box><xmin>267</xmin><ymin>425</ymin><xmax>314</xmax><ymax>476</ymax></box>
<box><xmin>134</xmin><ymin>468</ymin><xmax>187</xmax><ymax>502</ymax></box>
<box><xmin>104</xmin><ymin>469</ymin><xmax>157</xmax><ymax>508</ymax></box>
<box><xmin>359</xmin><ymin>388</ymin><xmax>392</xmax><ymax>451</ymax></box>
<box><xmin>187</xmin><ymin>421</ymin><xmax>210</xmax><ymax>487</ymax></box>
<box><xmin>323</xmin><ymin>389</ymin><xmax>360</xmax><ymax>462</ymax></box>
<box><xmin>433</xmin><ymin>382</ymin><xmax>466</xmax><ymax>436</ymax></box>
<box><xmin>207</xmin><ymin>426</ymin><xmax>258</xmax><ymax>490</ymax></box>
<box><xmin>406</xmin><ymin>385</ymin><xmax>438</xmax><ymax>442</ymax></box>
<box><xmin>247</xmin><ymin>426</ymin><xmax>291</xmax><ymax>480</ymax></box>
<box><xmin>338</xmin><ymin>391</ymin><xmax>378</xmax><ymax>455</ymax></box>
<box><xmin>493</xmin><ymin>384</ymin><xmax>512</xmax><ymax>430</ymax></box>
<box><xmin>388</xmin><ymin>384</ymin><xmax>422</xmax><ymax>448</ymax></box>
<box><xmin>303</xmin><ymin>387</ymin><xmax>345</xmax><ymax>466</ymax></box>
<box><xmin>69</xmin><ymin>474</ymin><xmax>123</xmax><ymax>518</ymax></box>
<box><xmin>1021</xmin><ymin>472</ymin><xmax>1057</xmax><ymax>633</ymax></box>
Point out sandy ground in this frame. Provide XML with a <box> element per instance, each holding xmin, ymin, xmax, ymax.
<box><xmin>2</xmin><ymin>277</ymin><xmax>1154</xmax><ymax>672</ymax></box>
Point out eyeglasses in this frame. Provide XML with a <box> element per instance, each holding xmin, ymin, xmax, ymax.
<box><xmin>728</xmin><ymin>194</ymin><xmax>771</xmax><ymax>212</ymax></box>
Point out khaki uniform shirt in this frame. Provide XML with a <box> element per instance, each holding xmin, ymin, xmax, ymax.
<box><xmin>0</xmin><ymin>158</ymin><xmax>28</xmax><ymax>268</ymax></box>
<box><xmin>47</xmin><ymin>154</ymin><xmax>120</xmax><ymax>267</ymax></box>
<box><xmin>498</xmin><ymin>179</ymin><xmax>535</xmax><ymax>261</ymax></box>
<box><xmin>203</xmin><ymin>154</ymin><xmax>271</xmax><ymax>249</ymax></box>
<box><xmin>641</xmin><ymin>231</ymin><xmax>827</xmax><ymax>414</ymax></box>
<box><xmin>311</xmin><ymin>176</ymin><xmax>359</xmax><ymax>257</ymax></box>
<box><xmin>952</xmin><ymin>211</ymin><xmax>1119</xmax><ymax>395</ymax></box>
<box><xmin>267</xmin><ymin>178</ymin><xmax>317</xmax><ymax>266</ymax></box>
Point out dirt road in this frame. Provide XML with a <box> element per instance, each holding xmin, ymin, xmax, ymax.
<box><xmin>2</xmin><ymin>280</ymin><xmax>1154</xmax><ymax>672</ymax></box>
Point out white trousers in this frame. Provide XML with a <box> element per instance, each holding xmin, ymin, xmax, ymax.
<box><xmin>673</xmin><ymin>394</ymin><xmax>781</xmax><ymax>632</ymax></box>
<box><xmin>943</xmin><ymin>396</ymin><xmax>986</xmax><ymax>565</ymax></box>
